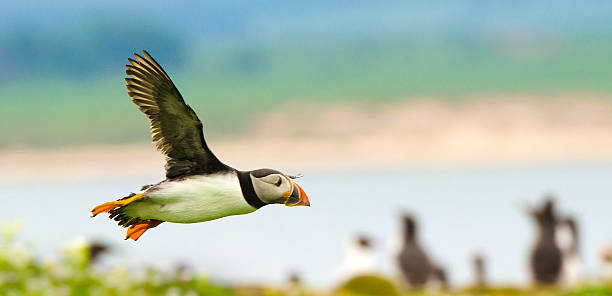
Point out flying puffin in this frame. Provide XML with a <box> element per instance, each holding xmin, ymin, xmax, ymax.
<box><xmin>91</xmin><ymin>50</ymin><xmax>310</xmax><ymax>241</ymax></box>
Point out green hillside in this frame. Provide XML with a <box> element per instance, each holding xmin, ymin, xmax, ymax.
<box><xmin>3</xmin><ymin>39</ymin><xmax>612</xmax><ymax>147</ymax></box>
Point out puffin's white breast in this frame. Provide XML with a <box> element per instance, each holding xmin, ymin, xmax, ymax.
<box><xmin>128</xmin><ymin>172</ymin><xmax>256</xmax><ymax>223</ymax></box>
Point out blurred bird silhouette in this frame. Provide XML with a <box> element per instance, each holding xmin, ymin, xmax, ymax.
<box><xmin>473</xmin><ymin>253</ymin><xmax>487</xmax><ymax>288</ymax></box>
<box><xmin>397</xmin><ymin>215</ymin><xmax>434</xmax><ymax>288</ymax></box>
<box><xmin>288</xmin><ymin>272</ymin><xmax>302</xmax><ymax>286</ymax></box>
<box><xmin>285</xmin><ymin>271</ymin><xmax>308</xmax><ymax>296</ymax></box>
<box><xmin>528</xmin><ymin>198</ymin><xmax>562</xmax><ymax>285</ymax></box>
<box><xmin>557</xmin><ymin>216</ymin><xmax>584</xmax><ymax>285</ymax></box>
<box><xmin>336</xmin><ymin>235</ymin><xmax>399</xmax><ymax>295</ymax></box>
<box><xmin>173</xmin><ymin>263</ymin><xmax>193</xmax><ymax>283</ymax></box>
<box><xmin>338</xmin><ymin>234</ymin><xmax>378</xmax><ymax>280</ymax></box>
<box><xmin>600</xmin><ymin>245</ymin><xmax>612</xmax><ymax>281</ymax></box>
<box><xmin>88</xmin><ymin>240</ymin><xmax>111</xmax><ymax>265</ymax></box>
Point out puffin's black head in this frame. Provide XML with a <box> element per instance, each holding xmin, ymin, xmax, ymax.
<box><xmin>402</xmin><ymin>215</ymin><xmax>417</xmax><ymax>241</ymax></box>
<box><xmin>529</xmin><ymin>198</ymin><xmax>558</xmax><ymax>228</ymax></box>
<box><xmin>249</xmin><ymin>168</ymin><xmax>310</xmax><ymax>207</ymax></box>
<box><xmin>88</xmin><ymin>241</ymin><xmax>110</xmax><ymax>264</ymax></box>
<box><xmin>356</xmin><ymin>235</ymin><xmax>373</xmax><ymax>249</ymax></box>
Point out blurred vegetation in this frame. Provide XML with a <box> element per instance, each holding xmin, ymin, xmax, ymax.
<box><xmin>2</xmin><ymin>222</ymin><xmax>612</xmax><ymax>295</ymax></box>
<box><xmin>0</xmin><ymin>222</ymin><xmax>234</xmax><ymax>296</ymax></box>
<box><xmin>336</xmin><ymin>274</ymin><xmax>400</xmax><ymax>295</ymax></box>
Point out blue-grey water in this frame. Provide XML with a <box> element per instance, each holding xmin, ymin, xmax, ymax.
<box><xmin>1</xmin><ymin>164</ymin><xmax>611</xmax><ymax>287</ymax></box>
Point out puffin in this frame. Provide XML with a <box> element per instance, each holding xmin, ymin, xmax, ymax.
<box><xmin>91</xmin><ymin>50</ymin><xmax>310</xmax><ymax>241</ymax></box>
<box><xmin>337</xmin><ymin>235</ymin><xmax>378</xmax><ymax>280</ymax></box>
<box><xmin>88</xmin><ymin>240</ymin><xmax>111</xmax><ymax>264</ymax></box>
<box><xmin>472</xmin><ymin>253</ymin><xmax>487</xmax><ymax>288</ymax></box>
<box><xmin>528</xmin><ymin>198</ymin><xmax>562</xmax><ymax>285</ymax></box>
<box><xmin>397</xmin><ymin>215</ymin><xmax>432</xmax><ymax>288</ymax></box>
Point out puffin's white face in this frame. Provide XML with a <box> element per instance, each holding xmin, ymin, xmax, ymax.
<box><xmin>250</xmin><ymin>169</ymin><xmax>309</xmax><ymax>206</ymax></box>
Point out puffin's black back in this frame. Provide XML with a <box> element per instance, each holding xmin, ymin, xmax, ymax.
<box><xmin>397</xmin><ymin>215</ymin><xmax>432</xmax><ymax>287</ymax></box>
<box><xmin>529</xmin><ymin>199</ymin><xmax>562</xmax><ymax>284</ymax></box>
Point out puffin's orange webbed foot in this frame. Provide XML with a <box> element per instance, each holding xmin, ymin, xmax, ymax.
<box><xmin>91</xmin><ymin>193</ymin><xmax>145</xmax><ymax>217</ymax></box>
<box><xmin>125</xmin><ymin>220</ymin><xmax>163</xmax><ymax>241</ymax></box>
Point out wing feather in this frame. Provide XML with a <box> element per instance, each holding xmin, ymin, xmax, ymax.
<box><xmin>125</xmin><ymin>50</ymin><xmax>229</xmax><ymax>178</ymax></box>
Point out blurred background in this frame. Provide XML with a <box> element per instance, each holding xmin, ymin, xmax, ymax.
<box><xmin>1</xmin><ymin>0</ymin><xmax>612</xmax><ymax>294</ymax></box>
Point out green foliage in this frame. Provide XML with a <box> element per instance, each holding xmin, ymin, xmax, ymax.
<box><xmin>0</xmin><ymin>223</ymin><xmax>234</xmax><ymax>296</ymax></box>
<box><xmin>567</xmin><ymin>285</ymin><xmax>612</xmax><ymax>296</ymax></box>
<box><xmin>335</xmin><ymin>274</ymin><xmax>400</xmax><ymax>296</ymax></box>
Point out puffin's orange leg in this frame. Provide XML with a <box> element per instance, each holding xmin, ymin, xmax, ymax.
<box><xmin>91</xmin><ymin>193</ymin><xmax>145</xmax><ymax>217</ymax></box>
<box><xmin>125</xmin><ymin>220</ymin><xmax>163</xmax><ymax>241</ymax></box>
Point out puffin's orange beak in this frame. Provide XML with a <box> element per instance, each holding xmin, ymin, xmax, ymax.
<box><xmin>284</xmin><ymin>182</ymin><xmax>310</xmax><ymax>207</ymax></box>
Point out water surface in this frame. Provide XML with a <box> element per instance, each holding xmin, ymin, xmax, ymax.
<box><xmin>1</xmin><ymin>164</ymin><xmax>611</xmax><ymax>287</ymax></box>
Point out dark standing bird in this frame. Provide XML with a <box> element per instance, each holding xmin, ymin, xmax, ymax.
<box><xmin>397</xmin><ymin>215</ymin><xmax>432</xmax><ymax>288</ymax></box>
<box><xmin>529</xmin><ymin>199</ymin><xmax>562</xmax><ymax>284</ymax></box>
<box><xmin>91</xmin><ymin>51</ymin><xmax>309</xmax><ymax>241</ymax></box>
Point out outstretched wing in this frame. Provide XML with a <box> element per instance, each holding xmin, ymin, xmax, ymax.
<box><xmin>125</xmin><ymin>50</ymin><xmax>229</xmax><ymax>178</ymax></box>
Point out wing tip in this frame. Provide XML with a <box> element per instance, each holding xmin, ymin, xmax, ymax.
<box><xmin>129</xmin><ymin>49</ymin><xmax>150</xmax><ymax>62</ymax></box>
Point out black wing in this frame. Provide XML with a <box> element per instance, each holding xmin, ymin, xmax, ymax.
<box><xmin>125</xmin><ymin>50</ymin><xmax>229</xmax><ymax>178</ymax></box>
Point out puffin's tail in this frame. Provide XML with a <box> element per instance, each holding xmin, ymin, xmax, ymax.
<box><xmin>91</xmin><ymin>192</ymin><xmax>146</xmax><ymax>217</ymax></box>
<box><xmin>91</xmin><ymin>193</ymin><xmax>163</xmax><ymax>241</ymax></box>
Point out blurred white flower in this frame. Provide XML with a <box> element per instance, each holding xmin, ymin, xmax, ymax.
<box><xmin>165</xmin><ymin>287</ymin><xmax>182</xmax><ymax>296</ymax></box>
<box><xmin>105</xmin><ymin>264</ymin><xmax>132</xmax><ymax>291</ymax></box>
<box><xmin>62</xmin><ymin>236</ymin><xmax>90</xmax><ymax>269</ymax></box>
<box><xmin>0</xmin><ymin>220</ymin><xmax>24</xmax><ymax>243</ymax></box>
<box><xmin>43</xmin><ymin>258</ymin><xmax>70</xmax><ymax>281</ymax></box>
<box><xmin>25</xmin><ymin>276</ymin><xmax>54</xmax><ymax>293</ymax></box>
<box><xmin>144</xmin><ymin>266</ymin><xmax>164</xmax><ymax>287</ymax></box>
<box><xmin>8</xmin><ymin>244</ymin><xmax>34</xmax><ymax>269</ymax></box>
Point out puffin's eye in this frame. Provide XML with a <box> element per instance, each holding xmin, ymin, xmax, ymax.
<box><xmin>274</xmin><ymin>177</ymin><xmax>282</xmax><ymax>187</ymax></box>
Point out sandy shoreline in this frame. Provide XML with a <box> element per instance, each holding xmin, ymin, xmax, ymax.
<box><xmin>3</xmin><ymin>95</ymin><xmax>612</xmax><ymax>183</ymax></box>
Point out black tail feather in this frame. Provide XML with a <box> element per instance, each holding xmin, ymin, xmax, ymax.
<box><xmin>108</xmin><ymin>192</ymin><xmax>145</xmax><ymax>228</ymax></box>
